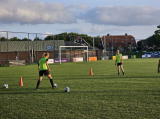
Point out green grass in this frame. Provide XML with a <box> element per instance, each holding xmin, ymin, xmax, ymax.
<box><xmin>0</xmin><ymin>58</ymin><xmax>160</xmax><ymax>119</ymax></box>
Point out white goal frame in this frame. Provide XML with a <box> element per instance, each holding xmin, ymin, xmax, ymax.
<box><xmin>59</xmin><ymin>46</ymin><xmax>88</xmax><ymax>64</ymax></box>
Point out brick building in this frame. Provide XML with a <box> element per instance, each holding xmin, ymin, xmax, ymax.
<box><xmin>100</xmin><ymin>34</ymin><xmax>137</xmax><ymax>51</ymax></box>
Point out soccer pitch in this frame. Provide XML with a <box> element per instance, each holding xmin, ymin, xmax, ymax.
<box><xmin>0</xmin><ymin>58</ymin><xmax>160</xmax><ymax>119</ymax></box>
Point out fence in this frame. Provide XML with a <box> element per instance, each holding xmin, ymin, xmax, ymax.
<box><xmin>0</xmin><ymin>31</ymin><xmax>108</xmax><ymax>66</ymax></box>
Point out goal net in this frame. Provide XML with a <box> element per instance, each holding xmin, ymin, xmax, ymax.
<box><xmin>59</xmin><ymin>46</ymin><xmax>88</xmax><ymax>64</ymax></box>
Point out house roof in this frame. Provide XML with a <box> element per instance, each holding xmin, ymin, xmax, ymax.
<box><xmin>64</xmin><ymin>36</ymin><xmax>101</xmax><ymax>50</ymax></box>
<box><xmin>64</xmin><ymin>41</ymin><xmax>100</xmax><ymax>50</ymax></box>
<box><xmin>74</xmin><ymin>36</ymin><xmax>90</xmax><ymax>46</ymax></box>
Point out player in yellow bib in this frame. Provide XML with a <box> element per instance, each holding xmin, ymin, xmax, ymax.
<box><xmin>115</xmin><ymin>50</ymin><xmax>124</xmax><ymax>75</ymax></box>
<box><xmin>36</xmin><ymin>53</ymin><xmax>55</xmax><ymax>90</ymax></box>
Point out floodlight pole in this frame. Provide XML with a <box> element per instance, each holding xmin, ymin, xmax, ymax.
<box><xmin>112</xmin><ymin>35</ymin><xmax>113</xmax><ymax>57</ymax></box>
<box><xmin>125</xmin><ymin>33</ymin><xmax>127</xmax><ymax>52</ymax></box>
<box><xmin>87</xmin><ymin>46</ymin><xmax>88</xmax><ymax>62</ymax></box>
<box><xmin>7</xmin><ymin>32</ymin><xmax>8</xmax><ymax>61</ymax></box>
<box><xmin>104</xmin><ymin>24</ymin><xmax>106</xmax><ymax>56</ymax></box>
<box><xmin>31</xmin><ymin>48</ymin><xmax>33</xmax><ymax>64</ymax></box>
<box><xmin>126</xmin><ymin>38</ymin><xmax>127</xmax><ymax>52</ymax></box>
<box><xmin>0</xmin><ymin>32</ymin><xmax>1</xmax><ymax>60</ymax></box>
<box><xmin>104</xmin><ymin>35</ymin><xmax>106</xmax><ymax>56</ymax></box>
<box><xmin>28</xmin><ymin>33</ymin><xmax>30</xmax><ymax>63</ymax></box>
<box><xmin>36</xmin><ymin>33</ymin><xmax>38</xmax><ymax>62</ymax></box>
<box><xmin>93</xmin><ymin>23</ymin><xmax>95</xmax><ymax>56</ymax></box>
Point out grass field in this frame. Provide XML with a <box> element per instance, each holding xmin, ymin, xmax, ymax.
<box><xmin>0</xmin><ymin>58</ymin><xmax>160</xmax><ymax>119</ymax></box>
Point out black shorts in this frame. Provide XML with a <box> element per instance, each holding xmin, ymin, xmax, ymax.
<box><xmin>117</xmin><ymin>63</ymin><xmax>122</xmax><ymax>66</ymax></box>
<box><xmin>39</xmin><ymin>70</ymin><xmax>50</xmax><ymax>76</ymax></box>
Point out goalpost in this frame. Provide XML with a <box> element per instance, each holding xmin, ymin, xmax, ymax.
<box><xmin>59</xmin><ymin>46</ymin><xmax>88</xmax><ymax>64</ymax></box>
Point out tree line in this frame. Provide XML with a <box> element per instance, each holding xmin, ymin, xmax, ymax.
<box><xmin>137</xmin><ymin>25</ymin><xmax>160</xmax><ymax>50</ymax></box>
<box><xmin>0</xmin><ymin>32</ymin><xmax>101</xmax><ymax>48</ymax></box>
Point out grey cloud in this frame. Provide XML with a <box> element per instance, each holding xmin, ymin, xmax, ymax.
<box><xmin>68</xmin><ymin>4</ymin><xmax>89</xmax><ymax>11</ymax></box>
<box><xmin>0</xmin><ymin>0</ymin><xmax>76</xmax><ymax>24</ymax></box>
<box><xmin>78</xmin><ymin>6</ymin><xmax>160</xmax><ymax>26</ymax></box>
<box><xmin>1</xmin><ymin>0</ymin><xmax>159</xmax><ymax>27</ymax></box>
<box><xmin>58</xmin><ymin>27</ymin><xmax>92</xmax><ymax>34</ymax></box>
<box><xmin>58</xmin><ymin>27</ymin><xmax>104</xmax><ymax>35</ymax></box>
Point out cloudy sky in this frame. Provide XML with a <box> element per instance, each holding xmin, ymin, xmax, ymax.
<box><xmin>0</xmin><ymin>0</ymin><xmax>160</xmax><ymax>40</ymax></box>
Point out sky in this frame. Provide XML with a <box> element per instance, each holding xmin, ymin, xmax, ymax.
<box><xmin>0</xmin><ymin>0</ymin><xmax>160</xmax><ymax>40</ymax></box>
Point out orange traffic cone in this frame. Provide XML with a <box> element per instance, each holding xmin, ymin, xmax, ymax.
<box><xmin>90</xmin><ymin>68</ymin><xmax>93</xmax><ymax>75</ymax></box>
<box><xmin>19</xmin><ymin>76</ymin><xmax>23</xmax><ymax>86</ymax></box>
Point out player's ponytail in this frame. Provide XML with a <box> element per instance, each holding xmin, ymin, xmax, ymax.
<box><xmin>42</xmin><ymin>53</ymin><xmax>49</xmax><ymax>57</ymax></box>
<box><xmin>42</xmin><ymin>53</ymin><xmax>46</xmax><ymax>57</ymax></box>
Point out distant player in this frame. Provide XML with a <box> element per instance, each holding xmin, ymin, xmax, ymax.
<box><xmin>115</xmin><ymin>50</ymin><xmax>124</xmax><ymax>75</ymax></box>
<box><xmin>16</xmin><ymin>55</ymin><xmax>18</xmax><ymax>60</ymax></box>
<box><xmin>36</xmin><ymin>53</ymin><xmax>55</xmax><ymax>90</ymax></box>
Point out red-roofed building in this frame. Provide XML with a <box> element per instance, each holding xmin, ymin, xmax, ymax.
<box><xmin>100</xmin><ymin>34</ymin><xmax>137</xmax><ymax>51</ymax></box>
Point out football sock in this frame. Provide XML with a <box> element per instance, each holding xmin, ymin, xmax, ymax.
<box><xmin>50</xmin><ymin>79</ymin><xmax>54</xmax><ymax>88</ymax></box>
<box><xmin>36</xmin><ymin>80</ymin><xmax>41</xmax><ymax>89</ymax></box>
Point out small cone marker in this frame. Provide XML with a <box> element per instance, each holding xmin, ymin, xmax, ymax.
<box><xmin>19</xmin><ymin>76</ymin><xmax>23</xmax><ymax>86</ymax></box>
<box><xmin>90</xmin><ymin>68</ymin><xmax>93</xmax><ymax>75</ymax></box>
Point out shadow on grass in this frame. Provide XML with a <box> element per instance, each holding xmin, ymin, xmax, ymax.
<box><xmin>1</xmin><ymin>75</ymin><xmax>159</xmax><ymax>81</ymax></box>
<box><xmin>0</xmin><ymin>76</ymin><xmax>37</xmax><ymax>78</ymax></box>
<box><xmin>45</xmin><ymin>75</ymin><xmax>160</xmax><ymax>80</ymax></box>
<box><xmin>0</xmin><ymin>90</ymin><xmax>118</xmax><ymax>95</ymax></box>
<box><xmin>7</xmin><ymin>85</ymin><xmax>19</xmax><ymax>87</ymax></box>
<box><xmin>1</xmin><ymin>88</ymin><xmax>160</xmax><ymax>96</ymax></box>
<box><xmin>0</xmin><ymin>87</ymin><xmax>63</xmax><ymax>94</ymax></box>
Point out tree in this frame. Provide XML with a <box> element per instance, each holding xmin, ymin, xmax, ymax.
<box><xmin>142</xmin><ymin>25</ymin><xmax>160</xmax><ymax>51</ymax></box>
<box><xmin>0</xmin><ymin>37</ymin><xmax>8</xmax><ymax>41</ymax></box>
<box><xmin>34</xmin><ymin>37</ymin><xmax>42</xmax><ymax>41</ymax></box>
<box><xmin>59</xmin><ymin>32</ymin><xmax>69</xmax><ymax>41</ymax></box>
<box><xmin>43</xmin><ymin>32</ymin><xmax>95</xmax><ymax>46</ymax></box>
<box><xmin>10</xmin><ymin>37</ymin><xmax>21</xmax><ymax>41</ymax></box>
<box><xmin>43</xmin><ymin>32</ymin><xmax>103</xmax><ymax>47</ymax></box>
<box><xmin>146</xmin><ymin>34</ymin><xmax>157</xmax><ymax>50</ymax></box>
<box><xmin>44</xmin><ymin>35</ymin><xmax>54</xmax><ymax>40</ymax></box>
<box><xmin>137</xmin><ymin>41</ymin><xmax>142</xmax><ymax>50</ymax></box>
<box><xmin>155</xmin><ymin>25</ymin><xmax>160</xmax><ymax>50</ymax></box>
<box><xmin>83</xmin><ymin>36</ymin><xmax>92</xmax><ymax>46</ymax></box>
<box><xmin>68</xmin><ymin>32</ymin><xmax>79</xmax><ymax>41</ymax></box>
<box><xmin>22</xmin><ymin>38</ymin><xmax>31</xmax><ymax>41</ymax></box>
<box><xmin>94</xmin><ymin>35</ymin><xmax>101</xmax><ymax>48</ymax></box>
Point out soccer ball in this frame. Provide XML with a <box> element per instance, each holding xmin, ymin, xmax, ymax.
<box><xmin>64</xmin><ymin>87</ymin><xmax>70</xmax><ymax>92</ymax></box>
<box><xmin>3</xmin><ymin>84</ymin><xmax>8</xmax><ymax>88</ymax></box>
<box><xmin>53</xmin><ymin>83</ymin><xmax>57</xmax><ymax>88</ymax></box>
